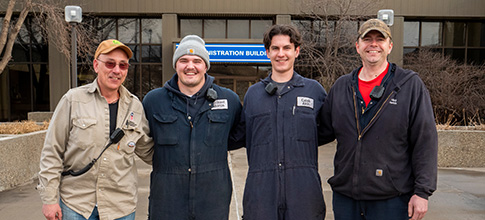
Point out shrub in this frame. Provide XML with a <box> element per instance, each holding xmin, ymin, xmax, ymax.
<box><xmin>403</xmin><ymin>49</ymin><xmax>485</xmax><ymax>126</ymax></box>
<box><xmin>0</xmin><ymin>120</ymin><xmax>49</xmax><ymax>134</ymax></box>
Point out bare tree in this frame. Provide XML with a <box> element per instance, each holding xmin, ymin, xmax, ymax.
<box><xmin>0</xmin><ymin>0</ymin><xmax>31</xmax><ymax>75</ymax></box>
<box><xmin>403</xmin><ymin>49</ymin><xmax>485</xmax><ymax>125</ymax></box>
<box><xmin>293</xmin><ymin>0</ymin><xmax>382</xmax><ymax>89</ymax></box>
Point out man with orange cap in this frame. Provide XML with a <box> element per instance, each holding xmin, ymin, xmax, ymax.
<box><xmin>38</xmin><ymin>39</ymin><xmax>153</xmax><ymax>220</ymax></box>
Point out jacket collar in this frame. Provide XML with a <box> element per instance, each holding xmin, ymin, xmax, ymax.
<box><xmin>262</xmin><ymin>71</ymin><xmax>305</xmax><ymax>87</ymax></box>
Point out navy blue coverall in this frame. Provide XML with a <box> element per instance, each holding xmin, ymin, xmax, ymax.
<box><xmin>143</xmin><ymin>74</ymin><xmax>242</xmax><ymax>220</ymax></box>
<box><xmin>241</xmin><ymin>72</ymin><xmax>327</xmax><ymax>219</ymax></box>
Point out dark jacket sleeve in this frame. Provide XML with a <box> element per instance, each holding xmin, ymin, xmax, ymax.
<box><xmin>408</xmin><ymin>78</ymin><xmax>438</xmax><ymax>199</ymax></box>
<box><xmin>318</xmin><ymin>86</ymin><xmax>336</xmax><ymax>146</ymax></box>
<box><xmin>228</xmin><ymin>92</ymin><xmax>245</xmax><ymax>151</ymax></box>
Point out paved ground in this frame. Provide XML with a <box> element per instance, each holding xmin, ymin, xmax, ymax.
<box><xmin>1</xmin><ymin>143</ymin><xmax>485</xmax><ymax>219</ymax></box>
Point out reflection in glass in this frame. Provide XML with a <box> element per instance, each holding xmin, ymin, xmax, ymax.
<box><xmin>251</xmin><ymin>20</ymin><xmax>272</xmax><ymax>39</ymax></box>
<box><xmin>129</xmin><ymin>45</ymin><xmax>140</xmax><ymax>62</ymax></box>
<box><xmin>8</xmin><ymin>64</ymin><xmax>31</xmax><ymax>120</ymax></box>
<box><xmin>292</xmin><ymin>20</ymin><xmax>313</xmax><ymax>42</ymax></box>
<box><xmin>467</xmin><ymin>22</ymin><xmax>485</xmax><ymax>47</ymax></box>
<box><xmin>204</xmin><ymin>19</ymin><xmax>226</xmax><ymax>38</ymax></box>
<box><xmin>124</xmin><ymin>64</ymin><xmax>141</xmax><ymax>98</ymax></box>
<box><xmin>77</xmin><ymin>64</ymin><xmax>96</xmax><ymax>86</ymax></box>
<box><xmin>444</xmin><ymin>22</ymin><xmax>466</xmax><ymax>47</ymax></box>
<box><xmin>94</xmin><ymin>18</ymin><xmax>117</xmax><ymax>40</ymax></box>
<box><xmin>142</xmin><ymin>45</ymin><xmax>162</xmax><ymax>63</ymax></box>
<box><xmin>421</xmin><ymin>22</ymin><xmax>441</xmax><ymax>46</ymax></box>
<box><xmin>404</xmin><ymin>21</ymin><xmax>419</xmax><ymax>46</ymax></box>
<box><xmin>141</xmin><ymin>65</ymin><xmax>163</xmax><ymax>98</ymax></box>
<box><xmin>180</xmin><ymin>19</ymin><xmax>203</xmax><ymax>37</ymax></box>
<box><xmin>142</xmin><ymin>19</ymin><xmax>162</xmax><ymax>44</ymax></box>
<box><xmin>119</xmin><ymin>18</ymin><xmax>138</xmax><ymax>44</ymax></box>
<box><xmin>228</xmin><ymin>20</ymin><xmax>249</xmax><ymax>39</ymax></box>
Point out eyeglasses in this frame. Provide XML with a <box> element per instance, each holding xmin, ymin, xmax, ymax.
<box><xmin>97</xmin><ymin>59</ymin><xmax>130</xmax><ymax>70</ymax></box>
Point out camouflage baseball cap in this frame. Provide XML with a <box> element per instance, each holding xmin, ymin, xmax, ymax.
<box><xmin>358</xmin><ymin>19</ymin><xmax>392</xmax><ymax>40</ymax></box>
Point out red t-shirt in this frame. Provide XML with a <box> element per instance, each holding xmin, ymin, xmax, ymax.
<box><xmin>358</xmin><ymin>63</ymin><xmax>389</xmax><ymax>106</ymax></box>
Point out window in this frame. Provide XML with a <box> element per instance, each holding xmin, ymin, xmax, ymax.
<box><xmin>404</xmin><ymin>20</ymin><xmax>485</xmax><ymax>65</ymax></box>
<box><xmin>0</xmin><ymin>16</ymin><xmax>49</xmax><ymax>121</ymax></box>
<box><xmin>179</xmin><ymin>18</ymin><xmax>274</xmax><ymax>39</ymax></box>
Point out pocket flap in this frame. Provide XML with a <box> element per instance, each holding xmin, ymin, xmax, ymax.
<box><xmin>153</xmin><ymin>114</ymin><xmax>178</xmax><ymax>123</ymax></box>
<box><xmin>72</xmin><ymin>118</ymin><xmax>97</xmax><ymax>129</ymax></box>
<box><xmin>208</xmin><ymin>112</ymin><xmax>228</xmax><ymax>123</ymax></box>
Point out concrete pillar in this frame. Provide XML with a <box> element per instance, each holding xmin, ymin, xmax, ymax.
<box><xmin>162</xmin><ymin>14</ymin><xmax>178</xmax><ymax>85</ymax></box>
<box><xmin>48</xmin><ymin>33</ymin><xmax>70</xmax><ymax>110</ymax></box>
<box><xmin>389</xmin><ymin>16</ymin><xmax>404</xmax><ymax>66</ymax></box>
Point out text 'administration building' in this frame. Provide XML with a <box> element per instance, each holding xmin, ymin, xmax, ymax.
<box><xmin>0</xmin><ymin>0</ymin><xmax>484</xmax><ymax>121</ymax></box>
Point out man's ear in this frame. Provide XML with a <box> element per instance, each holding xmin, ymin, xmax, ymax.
<box><xmin>295</xmin><ymin>46</ymin><xmax>300</xmax><ymax>58</ymax></box>
<box><xmin>93</xmin><ymin>59</ymin><xmax>99</xmax><ymax>73</ymax></box>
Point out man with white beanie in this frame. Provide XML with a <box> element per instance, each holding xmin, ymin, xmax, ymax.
<box><xmin>142</xmin><ymin>35</ymin><xmax>243</xmax><ymax>220</ymax></box>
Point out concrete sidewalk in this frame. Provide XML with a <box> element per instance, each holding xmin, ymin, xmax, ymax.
<box><xmin>1</xmin><ymin>143</ymin><xmax>485</xmax><ymax>219</ymax></box>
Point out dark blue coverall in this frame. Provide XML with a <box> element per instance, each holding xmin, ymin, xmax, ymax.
<box><xmin>143</xmin><ymin>74</ymin><xmax>242</xmax><ymax>220</ymax></box>
<box><xmin>241</xmin><ymin>72</ymin><xmax>327</xmax><ymax>219</ymax></box>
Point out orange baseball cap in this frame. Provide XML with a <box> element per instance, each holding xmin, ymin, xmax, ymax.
<box><xmin>94</xmin><ymin>39</ymin><xmax>133</xmax><ymax>59</ymax></box>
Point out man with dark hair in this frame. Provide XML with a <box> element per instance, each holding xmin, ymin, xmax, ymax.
<box><xmin>240</xmin><ymin>24</ymin><xmax>327</xmax><ymax>219</ymax></box>
<box><xmin>319</xmin><ymin>18</ymin><xmax>438</xmax><ymax>220</ymax></box>
<box><xmin>143</xmin><ymin>35</ymin><xmax>242</xmax><ymax>220</ymax></box>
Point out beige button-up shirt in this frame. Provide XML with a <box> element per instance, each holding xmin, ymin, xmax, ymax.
<box><xmin>37</xmin><ymin>79</ymin><xmax>153</xmax><ymax>219</ymax></box>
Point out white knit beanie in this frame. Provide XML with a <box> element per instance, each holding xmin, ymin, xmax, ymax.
<box><xmin>172</xmin><ymin>35</ymin><xmax>210</xmax><ymax>70</ymax></box>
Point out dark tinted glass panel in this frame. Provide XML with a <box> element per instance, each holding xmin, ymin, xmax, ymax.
<box><xmin>77</xmin><ymin>64</ymin><xmax>95</xmax><ymax>86</ymax></box>
<box><xmin>12</xmin><ymin>44</ymin><xmax>29</xmax><ymax>62</ymax></box>
<box><xmin>129</xmin><ymin>45</ymin><xmax>140</xmax><ymax>63</ymax></box>
<box><xmin>124</xmin><ymin>64</ymin><xmax>141</xmax><ymax>98</ymax></box>
<box><xmin>141</xmin><ymin>45</ymin><xmax>162</xmax><ymax>63</ymax></box>
<box><xmin>32</xmin><ymin>64</ymin><xmax>49</xmax><ymax>111</ymax></box>
<box><xmin>31</xmin><ymin>44</ymin><xmax>48</xmax><ymax>62</ymax></box>
<box><xmin>467</xmin><ymin>22</ymin><xmax>485</xmax><ymax>47</ymax></box>
<box><xmin>141</xmin><ymin>65</ymin><xmax>163</xmax><ymax>98</ymax></box>
<box><xmin>444</xmin><ymin>22</ymin><xmax>466</xmax><ymax>47</ymax></box>
<box><xmin>467</xmin><ymin>49</ymin><xmax>485</xmax><ymax>65</ymax></box>
<box><xmin>9</xmin><ymin>64</ymin><xmax>31</xmax><ymax>120</ymax></box>
<box><xmin>444</xmin><ymin>48</ymin><xmax>465</xmax><ymax>64</ymax></box>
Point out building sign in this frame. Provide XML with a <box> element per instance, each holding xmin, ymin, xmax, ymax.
<box><xmin>176</xmin><ymin>43</ymin><xmax>270</xmax><ymax>63</ymax></box>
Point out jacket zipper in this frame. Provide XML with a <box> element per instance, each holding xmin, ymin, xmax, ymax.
<box><xmin>351</xmin><ymin>87</ymin><xmax>362</xmax><ymax>140</ymax></box>
<box><xmin>355</xmin><ymin>91</ymin><xmax>395</xmax><ymax>140</ymax></box>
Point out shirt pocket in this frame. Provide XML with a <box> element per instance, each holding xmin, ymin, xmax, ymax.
<box><xmin>294</xmin><ymin>107</ymin><xmax>316</xmax><ymax>141</ymax></box>
<box><xmin>153</xmin><ymin>113</ymin><xmax>179</xmax><ymax>147</ymax></box>
<box><xmin>71</xmin><ymin>118</ymin><xmax>98</xmax><ymax>149</ymax></box>
<box><xmin>120</xmin><ymin>126</ymin><xmax>141</xmax><ymax>154</ymax></box>
<box><xmin>204</xmin><ymin>111</ymin><xmax>229</xmax><ymax>147</ymax></box>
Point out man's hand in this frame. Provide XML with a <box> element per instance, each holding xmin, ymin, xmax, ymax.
<box><xmin>42</xmin><ymin>203</ymin><xmax>62</xmax><ymax>220</ymax></box>
<box><xmin>408</xmin><ymin>194</ymin><xmax>428</xmax><ymax>220</ymax></box>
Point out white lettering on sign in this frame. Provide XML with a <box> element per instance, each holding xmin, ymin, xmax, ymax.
<box><xmin>297</xmin><ymin>97</ymin><xmax>314</xmax><ymax>109</ymax></box>
<box><xmin>212</xmin><ymin>99</ymin><xmax>228</xmax><ymax>110</ymax></box>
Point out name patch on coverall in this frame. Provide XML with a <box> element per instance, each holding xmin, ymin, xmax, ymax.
<box><xmin>212</xmin><ymin>99</ymin><xmax>228</xmax><ymax>110</ymax></box>
<box><xmin>297</xmin><ymin>97</ymin><xmax>314</xmax><ymax>109</ymax></box>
